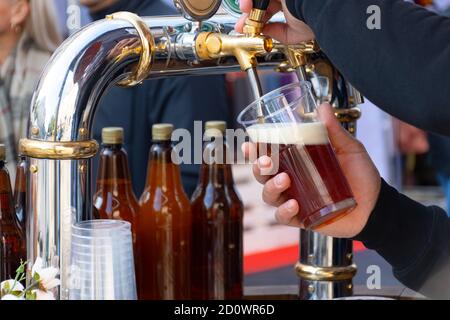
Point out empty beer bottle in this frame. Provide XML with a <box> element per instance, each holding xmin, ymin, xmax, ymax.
<box><xmin>190</xmin><ymin>121</ymin><xmax>244</xmax><ymax>300</ymax></box>
<box><xmin>0</xmin><ymin>145</ymin><xmax>26</xmax><ymax>281</ymax></box>
<box><xmin>137</xmin><ymin>124</ymin><xmax>191</xmax><ymax>300</ymax></box>
<box><xmin>13</xmin><ymin>155</ymin><xmax>27</xmax><ymax>233</ymax></box>
<box><xmin>93</xmin><ymin>128</ymin><xmax>140</xmax><ymax>246</ymax></box>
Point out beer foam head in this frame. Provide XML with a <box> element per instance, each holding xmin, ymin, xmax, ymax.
<box><xmin>247</xmin><ymin>122</ymin><xmax>329</xmax><ymax>145</ymax></box>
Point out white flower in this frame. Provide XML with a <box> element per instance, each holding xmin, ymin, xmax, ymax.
<box><xmin>33</xmin><ymin>289</ymin><xmax>55</xmax><ymax>300</ymax></box>
<box><xmin>1</xmin><ymin>294</ymin><xmax>24</xmax><ymax>300</ymax></box>
<box><xmin>1</xmin><ymin>279</ymin><xmax>25</xmax><ymax>293</ymax></box>
<box><xmin>31</xmin><ymin>257</ymin><xmax>61</xmax><ymax>291</ymax></box>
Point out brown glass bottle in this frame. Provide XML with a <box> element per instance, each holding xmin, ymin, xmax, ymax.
<box><xmin>93</xmin><ymin>128</ymin><xmax>140</xmax><ymax>246</ymax></box>
<box><xmin>190</xmin><ymin>121</ymin><xmax>244</xmax><ymax>300</ymax></box>
<box><xmin>0</xmin><ymin>145</ymin><xmax>26</xmax><ymax>281</ymax></box>
<box><xmin>137</xmin><ymin>124</ymin><xmax>191</xmax><ymax>300</ymax></box>
<box><xmin>13</xmin><ymin>155</ymin><xmax>27</xmax><ymax>233</ymax></box>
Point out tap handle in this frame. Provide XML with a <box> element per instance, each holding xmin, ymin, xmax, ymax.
<box><xmin>252</xmin><ymin>0</ymin><xmax>270</xmax><ymax>11</ymax></box>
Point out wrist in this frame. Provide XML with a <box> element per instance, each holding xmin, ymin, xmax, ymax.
<box><xmin>352</xmin><ymin>179</ymin><xmax>400</xmax><ymax>245</ymax></box>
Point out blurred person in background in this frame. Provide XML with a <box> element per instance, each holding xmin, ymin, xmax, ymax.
<box><xmin>79</xmin><ymin>0</ymin><xmax>231</xmax><ymax>197</ymax></box>
<box><xmin>394</xmin><ymin>118</ymin><xmax>430</xmax><ymax>187</ymax></box>
<box><xmin>0</xmin><ymin>0</ymin><xmax>62</xmax><ymax>179</ymax></box>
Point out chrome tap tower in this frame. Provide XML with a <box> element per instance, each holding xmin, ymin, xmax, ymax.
<box><xmin>293</xmin><ymin>52</ymin><xmax>362</xmax><ymax>299</ymax></box>
<box><xmin>20</xmin><ymin>0</ymin><xmax>363</xmax><ymax>300</ymax></box>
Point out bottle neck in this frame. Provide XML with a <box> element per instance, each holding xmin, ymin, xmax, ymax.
<box><xmin>145</xmin><ymin>140</ymin><xmax>185</xmax><ymax>192</ymax></box>
<box><xmin>198</xmin><ymin>139</ymin><xmax>235</xmax><ymax>188</ymax></box>
<box><xmin>96</xmin><ymin>144</ymin><xmax>134</xmax><ymax>196</ymax></box>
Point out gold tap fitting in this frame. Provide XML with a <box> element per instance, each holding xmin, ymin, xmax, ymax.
<box><xmin>274</xmin><ymin>41</ymin><xmax>319</xmax><ymax>71</ymax></box>
<box><xmin>243</xmin><ymin>8</ymin><xmax>266</xmax><ymax>36</ymax></box>
<box><xmin>196</xmin><ymin>32</ymin><xmax>273</xmax><ymax>71</ymax></box>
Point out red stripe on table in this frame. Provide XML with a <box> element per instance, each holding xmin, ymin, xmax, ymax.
<box><xmin>244</xmin><ymin>241</ymin><xmax>366</xmax><ymax>274</ymax></box>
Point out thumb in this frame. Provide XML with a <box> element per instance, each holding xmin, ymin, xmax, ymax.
<box><xmin>317</xmin><ymin>103</ymin><xmax>361</xmax><ymax>153</ymax></box>
<box><xmin>235</xmin><ymin>13</ymin><xmax>248</xmax><ymax>33</ymax></box>
<box><xmin>239</xmin><ymin>0</ymin><xmax>252</xmax><ymax>13</ymax></box>
<box><xmin>263</xmin><ymin>23</ymin><xmax>313</xmax><ymax>45</ymax></box>
<box><xmin>262</xmin><ymin>23</ymin><xmax>290</xmax><ymax>44</ymax></box>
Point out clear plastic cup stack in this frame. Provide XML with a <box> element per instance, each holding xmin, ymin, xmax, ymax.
<box><xmin>68</xmin><ymin>220</ymin><xmax>137</xmax><ymax>300</ymax></box>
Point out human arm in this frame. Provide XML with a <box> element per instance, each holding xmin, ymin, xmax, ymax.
<box><xmin>244</xmin><ymin>103</ymin><xmax>450</xmax><ymax>298</ymax></box>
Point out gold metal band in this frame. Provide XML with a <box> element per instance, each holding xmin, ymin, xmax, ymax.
<box><xmin>295</xmin><ymin>262</ymin><xmax>357</xmax><ymax>282</ymax></box>
<box><xmin>19</xmin><ymin>139</ymin><xmax>99</xmax><ymax>160</ymax></box>
<box><xmin>106</xmin><ymin>11</ymin><xmax>155</xmax><ymax>87</ymax></box>
<box><xmin>248</xmin><ymin>8</ymin><xmax>266</xmax><ymax>22</ymax></box>
<box><xmin>243</xmin><ymin>9</ymin><xmax>266</xmax><ymax>36</ymax></box>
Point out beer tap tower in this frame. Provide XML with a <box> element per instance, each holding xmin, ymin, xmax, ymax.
<box><xmin>19</xmin><ymin>0</ymin><xmax>363</xmax><ymax>299</ymax></box>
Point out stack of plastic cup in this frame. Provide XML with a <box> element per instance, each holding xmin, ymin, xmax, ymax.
<box><xmin>68</xmin><ymin>220</ymin><xmax>137</xmax><ymax>300</ymax></box>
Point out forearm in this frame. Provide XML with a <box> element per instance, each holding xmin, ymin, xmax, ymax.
<box><xmin>286</xmin><ymin>0</ymin><xmax>450</xmax><ymax>136</ymax></box>
<box><xmin>354</xmin><ymin>179</ymin><xmax>450</xmax><ymax>299</ymax></box>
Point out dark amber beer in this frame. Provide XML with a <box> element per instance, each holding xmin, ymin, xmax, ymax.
<box><xmin>247</xmin><ymin>122</ymin><xmax>355</xmax><ymax>228</ymax></box>
<box><xmin>191</xmin><ymin>121</ymin><xmax>244</xmax><ymax>300</ymax></box>
<box><xmin>238</xmin><ymin>82</ymin><xmax>356</xmax><ymax>229</ymax></box>
<box><xmin>137</xmin><ymin>124</ymin><xmax>191</xmax><ymax>300</ymax></box>
<box><xmin>0</xmin><ymin>145</ymin><xmax>26</xmax><ymax>281</ymax></box>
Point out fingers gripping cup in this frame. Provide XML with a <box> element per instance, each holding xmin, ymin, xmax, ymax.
<box><xmin>237</xmin><ymin>82</ymin><xmax>356</xmax><ymax>229</ymax></box>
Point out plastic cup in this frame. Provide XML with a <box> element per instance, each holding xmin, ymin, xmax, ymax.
<box><xmin>237</xmin><ymin>82</ymin><xmax>357</xmax><ymax>229</ymax></box>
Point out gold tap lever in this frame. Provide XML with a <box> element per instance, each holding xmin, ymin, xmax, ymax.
<box><xmin>195</xmin><ymin>32</ymin><xmax>273</xmax><ymax>71</ymax></box>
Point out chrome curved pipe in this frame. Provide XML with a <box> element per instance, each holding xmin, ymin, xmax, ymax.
<box><xmin>29</xmin><ymin>13</ymin><xmax>287</xmax><ymax>143</ymax></box>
